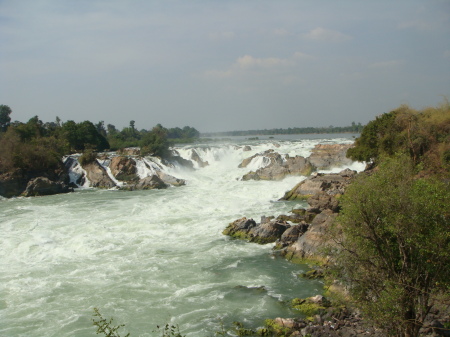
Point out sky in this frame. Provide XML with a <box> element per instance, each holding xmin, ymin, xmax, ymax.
<box><xmin>1</xmin><ymin>1</ymin><xmax>449</xmax><ymax>133</ymax></box>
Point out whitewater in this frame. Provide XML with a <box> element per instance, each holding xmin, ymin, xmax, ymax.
<box><xmin>0</xmin><ymin>134</ymin><xmax>364</xmax><ymax>337</ymax></box>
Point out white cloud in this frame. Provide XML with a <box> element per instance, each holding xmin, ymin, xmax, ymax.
<box><xmin>303</xmin><ymin>27</ymin><xmax>352</xmax><ymax>42</ymax></box>
<box><xmin>204</xmin><ymin>52</ymin><xmax>312</xmax><ymax>79</ymax></box>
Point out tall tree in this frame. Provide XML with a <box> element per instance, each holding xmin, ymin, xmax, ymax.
<box><xmin>0</xmin><ymin>105</ymin><xmax>12</xmax><ymax>130</ymax></box>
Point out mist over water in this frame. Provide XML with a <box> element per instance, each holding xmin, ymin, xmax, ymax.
<box><xmin>0</xmin><ymin>135</ymin><xmax>363</xmax><ymax>337</ymax></box>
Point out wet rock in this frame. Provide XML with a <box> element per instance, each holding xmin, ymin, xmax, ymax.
<box><xmin>190</xmin><ymin>149</ymin><xmax>209</xmax><ymax>168</ymax></box>
<box><xmin>243</xmin><ymin>145</ymin><xmax>252</xmax><ymax>151</ymax></box>
<box><xmin>22</xmin><ymin>177</ymin><xmax>72</xmax><ymax>197</ymax></box>
<box><xmin>110</xmin><ymin>156</ymin><xmax>138</xmax><ymax>181</ymax></box>
<box><xmin>282</xmin><ymin>209</ymin><xmax>338</xmax><ymax>262</ymax></box>
<box><xmin>223</xmin><ymin>217</ymin><xmax>290</xmax><ymax>244</ymax></box>
<box><xmin>275</xmin><ymin>223</ymin><xmax>309</xmax><ymax>249</ymax></box>
<box><xmin>81</xmin><ymin>160</ymin><xmax>116</xmax><ymax>188</ymax></box>
<box><xmin>156</xmin><ymin>171</ymin><xmax>186</xmax><ymax>187</ymax></box>
<box><xmin>123</xmin><ymin>175</ymin><xmax>168</xmax><ymax>190</ymax></box>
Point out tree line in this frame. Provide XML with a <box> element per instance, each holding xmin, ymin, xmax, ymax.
<box><xmin>202</xmin><ymin>122</ymin><xmax>364</xmax><ymax>137</ymax></box>
<box><xmin>0</xmin><ymin>104</ymin><xmax>200</xmax><ymax>174</ymax></box>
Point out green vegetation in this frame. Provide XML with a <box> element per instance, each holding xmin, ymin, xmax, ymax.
<box><xmin>347</xmin><ymin>100</ymin><xmax>450</xmax><ymax>177</ymax></box>
<box><xmin>330</xmin><ymin>100</ymin><xmax>450</xmax><ymax>336</ymax></box>
<box><xmin>0</xmin><ymin>105</ymin><xmax>201</xmax><ymax>175</ymax></box>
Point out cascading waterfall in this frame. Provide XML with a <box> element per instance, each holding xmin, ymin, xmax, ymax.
<box><xmin>0</xmin><ymin>135</ymin><xmax>364</xmax><ymax>337</ymax></box>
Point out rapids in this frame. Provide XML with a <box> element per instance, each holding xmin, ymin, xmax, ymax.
<box><xmin>0</xmin><ymin>134</ymin><xmax>363</xmax><ymax>337</ymax></box>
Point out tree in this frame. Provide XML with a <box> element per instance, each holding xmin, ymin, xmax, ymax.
<box><xmin>331</xmin><ymin>155</ymin><xmax>450</xmax><ymax>337</ymax></box>
<box><xmin>140</xmin><ymin>124</ymin><xmax>170</xmax><ymax>158</ymax></box>
<box><xmin>0</xmin><ymin>104</ymin><xmax>12</xmax><ymax>130</ymax></box>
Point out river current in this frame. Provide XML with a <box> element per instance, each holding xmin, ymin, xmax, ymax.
<box><xmin>0</xmin><ymin>134</ymin><xmax>363</xmax><ymax>337</ymax></box>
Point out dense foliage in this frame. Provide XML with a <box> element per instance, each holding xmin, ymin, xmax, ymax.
<box><xmin>333</xmin><ymin>100</ymin><xmax>450</xmax><ymax>337</ymax></box>
<box><xmin>347</xmin><ymin>101</ymin><xmax>450</xmax><ymax>177</ymax></box>
<box><xmin>0</xmin><ymin>105</ymin><xmax>201</xmax><ymax>174</ymax></box>
<box><xmin>332</xmin><ymin>156</ymin><xmax>450</xmax><ymax>336</ymax></box>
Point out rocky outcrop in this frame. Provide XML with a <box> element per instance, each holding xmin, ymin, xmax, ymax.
<box><xmin>81</xmin><ymin>160</ymin><xmax>116</xmax><ymax>188</ymax></box>
<box><xmin>110</xmin><ymin>156</ymin><xmax>138</xmax><ymax>181</ymax></box>
<box><xmin>241</xmin><ymin>151</ymin><xmax>314</xmax><ymax>181</ymax></box>
<box><xmin>156</xmin><ymin>172</ymin><xmax>186</xmax><ymax>187</ymax></box>
<box><xmin>23</xmin><ymin>177</ymin><xmax>73</xmax><ymax>197</ymax></box>
<box><xmin>281</xmin><ymin>168</ymin><xmax>357</xmax><ymax>201</ymax></box>
<box><xmin>308</xmin><ymin>143</ymin><xmax>353</xmax><ymax>169</ymax></box>
<box><xmin>223</xmin><ymin>217</ymin><xmax>290</xmax><ymax>244</ymax></box>
<box><xmin>122</xmin><ymin>175</ymin><xmax>168</xmax><ymax>190</ymax></box>
<box><xmin>190</xmin><ymin>149</ymin><xmax>209</xmax><ymax>168</ymax></box>
<box><xmin>0</xmin><ymin>162</ymin><xmax>72</xmax><ymax>198</ymax></box>
<box><xmin>117</xmin><ymin>147</ymin><xmax>140</xmax><ymax>156</ymax></box>
<box><xmin>281</xmin><ymin>209</ymin><xmax>338</xmax><ymax>262</ymax></box>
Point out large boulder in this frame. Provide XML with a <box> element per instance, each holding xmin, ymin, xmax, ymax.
<box><xmin>156</xmin><ymin>172</ymin><xmax>186</xmax><ymax>187</ymax></box>
<box><xmin>82</xmin><ymin>160</ymin><xmax>116</xmax><ymax>188</ymax></box>
<box><xmin>242</xmin><ymin>151</ymin><xmax>314</xmax><ymax>181</ymax></box>
<box><xmin>123</xmin><ymin>175</ymin><xmax>168</xmax><ymax>190</ymax></box>
<box><xmin>308</xmin><ymin>144</ymin><xmax>353</xmax><ymax>170</ymax></box>
<box><xmin>282</xmin><ymin>209</ymin><xmax>338</xmax><ymax>262</ymax></box>
<box><xmin>281</xmin><ymin>169</ymin><xmax>357</xmax><ymax>201</ymax></box>
<box><xmin>190</xmin><ymin>149</ymin><xmax>209</xmax><ymax>168</ymax></box>
<box><xmin>22</xmin><ymin>177</ymin><xmax>72</xmax><ymax>197</ymax></box>
<box><xmin>223</xmin><ymin>217</ymin><xmax>290</xmax><ymax>244</ymax></box>
<box><xmin>109</xmin><ymin>156</ymin><xmax>138</xmax><ymax>181</ymax></box>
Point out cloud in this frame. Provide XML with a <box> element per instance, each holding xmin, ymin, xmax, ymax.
<box><xmin>303</xmin><ymin>27</ymin><xmax>352</xmax><ymax>42</ymax></box>
<box><xmin>204</xmin><ymin>52</ymin><xmax>312</xmax><ymax>79</ymax></box>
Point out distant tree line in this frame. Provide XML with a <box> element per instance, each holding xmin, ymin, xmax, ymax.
<box><xmin>201</xmin><ymin>122</ymin><xmax>364</xmax><ymax>137</ymax></box>
<box><xmin>0</xmin><ymin>104</ymin><xmax>200</xmax><ymax>174</ymax></box>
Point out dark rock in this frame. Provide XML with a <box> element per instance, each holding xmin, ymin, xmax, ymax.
<box><xmin>223</xmin><ymin>217</ymin><xmax>289</xmax><ymax>244</ymax></box>
<box><xmin>275</xmin><ymin>223</ymin><xmax>309</xmax><ymax>249</ymax></box>
<box><xmin>123</xmin><ymin>175</ymin><xmax>168</xmax><ymax>190</ymax></box>
<box><xmin>22</xmin><ymin>177</ymin><xmax>72</xmax><ymax>197</ymax></box>
<box><xmin>243</xmin><ymin>145</ymin><xmax>252</xmax><ymax>151</ymax></box>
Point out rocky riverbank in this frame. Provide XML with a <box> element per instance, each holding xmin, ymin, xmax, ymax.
<box><xmin>223</xmin><ymin>166</ymin><xmax>450</xmax><ymax>337</ymax></box>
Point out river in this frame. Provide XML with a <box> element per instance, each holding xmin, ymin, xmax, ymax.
<box><xmin>0</xmin><ymin>134</ymin><xmax>363</xmax><ymax>337</ymax></box>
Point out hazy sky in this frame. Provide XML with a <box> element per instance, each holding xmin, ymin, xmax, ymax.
<box><xmin>1</xmin><ymin>1</ymin><xmax>449</xmax><ymax>132</ymax></box>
